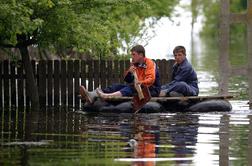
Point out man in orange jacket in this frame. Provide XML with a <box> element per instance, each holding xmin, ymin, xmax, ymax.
<box><xmin>80</xmin><ymin>45</ymin><xmax>161</xmax><ymax>103</ymax></box>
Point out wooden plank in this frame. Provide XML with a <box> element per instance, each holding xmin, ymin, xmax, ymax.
<box><xmin>10</xmin><ymin>62</ymin><xmax>16</xmax><ymax>107</ymax></box>
<box><xmin>93</xmin><ymin>60</ymin><xmax>99</xmax><ymax>89</ymax></box>
<box><xmin>119</xmin><ymin>60</ymin><xmax>124</xmax><ymax>83</ymax></box>
<box><xmin>125</xmin><ymin>60</ymin><xmax>130</xmax><ymax>83</ymax></box>
<box><xmin>81</xmin><ymin>61</ymin><xmax>86</xmax><ymax>87</ymax></box>
<box><xmin>155</xmin><ymin>59</ymin><xmax>161</xmax><ymax>83</ymax></box>
<box><xmin>54</xmin><ymin>60</ymin><xmax>60</xmax><ymax>107</ymax></box>
<box><xmin>231</xmin><ymin>66</ymin><xmax>247</xmax><ymax>76</ymax></box>
<box><xmin>219</xmin><ymin>0</ymin><xmax>231</xmax><ymax>95</ymax></box>
<box><xmin>3</xmin><ymin>60</ymin><xmax>9</xmax><ymax>107</ymax></box>
<box><xmin>25</xmin><ymin>60</ymin><xmax>36</xmax><ymax>107</ymax></box>
<box><xmin>102</xmin><ymin>95</ymin><xmax>234</xmax><ymax>102</ymax></box>
<box><xmin>61</xmin><ymin>60</ymin><xmax>67</xmax><ymax>106</ymax></box>
<box><xmin>100</xmin><ymin>60</ymin><xmax>106</xmax><ymax>89</ymax></box>
<box><xmin>162</xmin><ymin>59</ymin><xmax>168</xmax><ymax>84</ymax></box>
<box><xmin>230</xmin><ymin>13</ymin><xmax>247</xmax><ymax>23</ymax></box>
<box><xmin>125</xmin><ymin>60</ymin><xmax>130</xmax><ymax>70</ymax></box>
<box><xmin>248</xmin><ymin>116</ymin><xmax>252</xmax><ymax>165</ymax></box>
<box><xmin>17</xmin><ymin>61</ymin><xmax>24</xmax><ymax>108</ymax></box>
<box><xmin>74</xmin><ymin>60</ymin><xmax>80</xmax><ymax>108</ymax></box>
<box><xmin>24</xmin><ymin>60</ymin><xmax>36</xmax><ymax>107</ymax></box>
<box><xmin>219</xmin><ymin>115</ymin><xmax>230</xmax><ymax>166</ymax></box>
<box><xmin>107</xmin><ymin>60</ymin><xmax>113</xmax><ymax>87</ymax></box>
<box><xmin>47</xmin><ymin>60</ymin><xmax>53</xmax><ymax>106</ymax></box>
<box><xmin>113</xmin><ymin>60</ymin><xmax>119</xmax><ymax>84</ymax></box>
<box><xmin>0</xmin><ymin>61</ymin><xmax>2</xmax><ymax>108</ymax></box>
<box><xmin>162</xmin><ymin>59</ymin><xmax>169</xmax><ymax>84</ymax></box>
<box><xmin>67</xmin><ymin>60</ymin><xmax>74</xmax><ymax>106</ymax></box>
<box><xmin>38</xmin><ymin>60</ymin><xmax>46</xmax><ymax>107</ymax></box>
<box><xmin>167</xmin><ymin>59</ymin><xmax>175</xmax><ymax>83</ymax></box>
<box><xmin>87</xmin><ymin>60</ymin><xmax>93</xmax><ymax>91</ymax></box>
<box><xmin>248</xmin><ymin>0</ymin><xmax>252</xmax><ymax>109</ymax></box>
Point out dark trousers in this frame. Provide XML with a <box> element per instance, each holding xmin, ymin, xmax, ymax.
<box><xmin>102</xmin><ymin>84</ymin><xmax>135</xmax><ymax>96</ymax></box>
<box><xmin>161</xmin><ymin>81</ymin><xmax>198</xmax><ymax>96</ymax></box>
<box><xmin>103</xmin><ymin>83</ymin><xmax>160</xmax><ymax>97</ymax></box>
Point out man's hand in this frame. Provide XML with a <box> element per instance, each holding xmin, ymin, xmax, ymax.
<box><xmin>134</xmin><ymin>80</ymin><xmax>141</xmax><ymax>86</ymax></box>
<box><xmin>128</xmin><ymin>65</ymin><xmax>136</xmax><ymax>73</ymax></box>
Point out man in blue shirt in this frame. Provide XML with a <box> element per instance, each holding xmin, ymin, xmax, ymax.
<box><xmin>159</xmin><ymin>46</ymin><xmax>199</xmax><ymax>97</ymax></box>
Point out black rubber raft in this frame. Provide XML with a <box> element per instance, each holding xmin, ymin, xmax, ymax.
<box><xmin>82</xmin><ymin>95</ymin><xmax>233</xmax><ymax>113</ymax></box>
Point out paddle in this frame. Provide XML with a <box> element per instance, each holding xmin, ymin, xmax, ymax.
<box><xmin>132</xmin><ymin>71</ymin><xmax>151</xmax><ymax>113</ymax></box>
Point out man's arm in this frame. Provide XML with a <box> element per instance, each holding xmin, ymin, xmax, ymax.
<box><xmin>124</xmin><ymin>68</ymin><xmax>134</xmax><ymax>83</ymax></box>
<box><xmin>139</xmin><ymin>59</ymin><xmax>155</xmax><ymax>87</ymax></box>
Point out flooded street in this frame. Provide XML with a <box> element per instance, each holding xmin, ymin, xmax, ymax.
<box><xmin>0</xmin><ymin>103</ymin><xmax>252</xmax><ymax>165</ymax></box>
<box><xmin>0</xmin><ymin>58</ymin><xmax>251</xmax><ymax>165</ymax></box>
<box><xmin>1</xmin><ymin>1</ymin><xmax>252</xmax><ymax>165</ymax></box>
<box><xmin>0</xmin><ymin>63</ymin><xmax>251</xmax><ymax>165</ymax></box>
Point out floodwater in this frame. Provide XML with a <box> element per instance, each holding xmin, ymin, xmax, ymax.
<box><xmin>0</xmin><ymin>63</ymin><xmax>252</xmax><ymax>166</ymax></box>
<box><xmin>1</xmin><ymin>2</ymin><xmax>252</xmax><ymax>165</ymax></box>
<box><xmin>0</xmin><ymin>102</ymin><xmax>251</xmax><ymax>166</ymax></box>
<box><xmin>0</xmin><ymin>61</ymin><xmax>251</xmax><ymax>166</ymax></box>
<box><xmin>0</xmin><ymin>64</ymin><xmax>251</xmax><ymax>166</ymax></box>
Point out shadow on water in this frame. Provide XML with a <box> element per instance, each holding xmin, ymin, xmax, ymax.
<box><xmin>1</xmin><ymin>107</ymin><xmax>252</xmax><ymax>165</ymax></box>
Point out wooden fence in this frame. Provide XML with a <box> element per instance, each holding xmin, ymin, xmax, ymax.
<box><xmin>0</xmin><ymin>59</ymin><xmax>174</xmax><ymax>108</ymax></box>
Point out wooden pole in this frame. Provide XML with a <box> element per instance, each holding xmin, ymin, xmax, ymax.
<box><xmin>219</xmin><ymin>0</ymin><xmax>231</xmax><ymax>95</ymax></box>
<box><xmin>247</xmin><ymin>0</ymin><xmax>252</xmax><ymax>108</ymax></box>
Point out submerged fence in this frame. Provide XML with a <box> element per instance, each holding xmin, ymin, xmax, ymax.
<box><xmin>0</xmin><ymin>59</ymin><xmax>174</xmax><ymax>108</ymax></box>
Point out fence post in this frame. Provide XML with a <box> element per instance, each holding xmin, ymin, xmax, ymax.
<box><xmin>48</xmin><ymin>60</ymin><xmax>53</xmax><ymax>107</ymax></box>
<box><xmin>38</xmin><ymin>60</ymin><xmax>46</xmax><ymax>107</ymax></box>
<box><xmin>54</xmin><ymin>60</ymin><xmax>60</xmax><ymax>107</ymax></box>
<box><xmin>0</xmin><ymin>61</ymin><xmax>2</xmax><ymax>108</ymax></box>
<box><xmin>10</xmin><ymin>62</ymin><xmax>16</xmax><ymax>107</ymax></box>
<box><xmin>87</xmin><ymin>60</ymin><xmax>93</xmax><ymax>91</ymax></box>
<box><xmin>61</xmin><ymin>60</ymin><xmax>67</xmax><ymax>106</ymax></box>
<box><xmin>100</xmin><ymin>60</ymin><xmax>106</xmax><ymax>89</ymax></box>
<box><xmin>3</xmin><ymin>60</ymin><xmax>9</xmax><ymax>108</ymax></box>
<box><xmin>17</xmin><ymin>61</ymin><xmax>24</xmax><ymax>108</ymax></box>
<box><xmin>67</xmin><ymin>60</ymin><xmax>74</xmax><ymax>106</ymax></box>
<box><xmin>74</xmin><ymin>60</ymin><xmax>80</xmax><ymax>108</ymax></box>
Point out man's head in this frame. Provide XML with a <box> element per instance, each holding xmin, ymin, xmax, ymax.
<box><xmin>130</xmin><ymin>45</ymin><xmax>145</xmax><ymax>64</ymax></box>
<box><xmin>173</xmin><ymin>46</ymin><xmax>186</xmax><ymax>64</ymax></box>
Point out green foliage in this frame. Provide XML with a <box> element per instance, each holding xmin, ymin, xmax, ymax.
<box><xmin>229</xmin><ymin>75</ymin><xmax>249</xmax><ymax>99</ymax></box>
<box><xmin>199</xmin><ymin>0</ymin><xmax>247</xmax><ymax>39</ymax></box>
<box><xmin>192</xmin><ymin>0</ymin><xmax>248</xmax><ymax>67</ymax></box>
<box><xmin>198</xmin><ymin>0</ymin><xmax>220</xmax><ymax>39</ymax></box>
<box><xmin>230</xmin><ymin>23</ymin><xmax>247</xmax><ymax>66</ymax></box>
<box><xmin>0</xmin><ymin>0</ymin><xmax>178</xmax><ymax>58</ymax></box>
<box><xmin>230</xmin><ymin>0</ymin><xmax>247</xmax><ymax>13</ymax></box>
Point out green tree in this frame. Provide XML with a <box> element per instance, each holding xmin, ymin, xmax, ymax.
<box><xmin>198</xmin><ymin>0</ymin><xmax>247</xmax><ymax>39</ymax></box>
<box><xmin>0</xmin><ymin>0</ymin><xmax>178</xmax><ymax>108</ymax></box>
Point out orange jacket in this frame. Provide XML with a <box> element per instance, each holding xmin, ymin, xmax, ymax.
<box><xmin>124</xmin><ymin>57</ymin><xmax>156</xmax><ymax>87</ymax></box>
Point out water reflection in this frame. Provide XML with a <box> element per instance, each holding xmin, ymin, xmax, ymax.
<box><xmin>1</xmin><ymin>108</ymin><xmax>252</xmax><ymax>165</ymax></box>
<box><xmin>129</xmin><ymin>116</ymin><xmax>158</xmax><ymax>166</ymax></box>
<box><xmin>219</xmin><ymin>114</ymin><xmax>229</xmax><ymax>166</ymax></box>
<box><xmin>164</xmin><ymin>114</ymin><xmax>198</xmax><ymax>165</ymax></box>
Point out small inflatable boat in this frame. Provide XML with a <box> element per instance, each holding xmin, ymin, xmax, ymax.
<box><xmin>82</xmin><ymin>95</ymin><xmax>233</xmax><ymax>113</ymax></box>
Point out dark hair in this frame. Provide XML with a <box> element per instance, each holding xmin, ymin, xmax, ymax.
<box><xmin>130</xmin><ymin>45</ymin><xmax>145</xmax><ymax>57</ymax></box>
<box><xmin>173</xmin><ymin>46</ymin><xmax>186</xmax><ymax>56</ymax></box>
